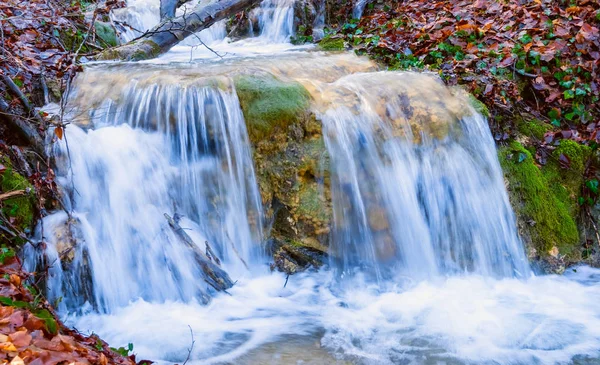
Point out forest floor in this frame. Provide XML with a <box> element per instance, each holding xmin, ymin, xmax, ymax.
<box><xmin>0</xmin><ymin>255</ymin><xmax>144</xmax><ymax>365</ymax></box>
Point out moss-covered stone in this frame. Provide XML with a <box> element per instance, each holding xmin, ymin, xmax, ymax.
<box><xmin>317</xmin><ymin>35</ymin><xmax>345</xmax><ymax>51</ymax></box>
<box><xmin>517</xmin><ymin>119</ymin><xmax>552</xmax><ymax>140</ymax></box>
<box><xmin>236</xmin><ymin>72</ymin><xmax>330</xmax><ymax>260</ymax></box>
<box><xmin>499</xmin><ymin>141</ymin><xmax>579</xmax><ymax>261</ymax></box>
<box><xmin>235</xmin><ymin>74</ymin><xmax>311</xmax><ymax>143</ymax></box>
<box><xmin>543</xmin><ymin>140</ymin><xmax>591</xmax><ymax>218</ymax></box>
<box><xmin>467</xmin><ymin>93</ymin><xmax>490</xmax><ymax>118</ymax></box>
<box><xmin>97</xmin><ymin>39</ymin><xmax>162</xmax><ymax>61</ymax></box>
<box><xmin>0</xmin><ymin>158</ymin><xmax>34</xmax><ymax>245</ymax></box>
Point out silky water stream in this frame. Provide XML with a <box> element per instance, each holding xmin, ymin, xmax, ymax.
<box><xmin>23</xmin><ymin>1</ymin><xmax>600</xmax><ymax>364</ymax></box>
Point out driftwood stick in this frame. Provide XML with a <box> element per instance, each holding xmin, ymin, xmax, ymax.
<box><xmin>205</xmin><ymin>241</ymin><xmax>221</xmax><ymax>266</ymax></box>
<box><xmin>0</xmin><ymin>190</ymin><xmax>27</xmax><ymax>201</ymax></box>
<box><xmin>164</xmin><ymin>213</ymin><xmax>234</xmax><ymax>291</ymax></box>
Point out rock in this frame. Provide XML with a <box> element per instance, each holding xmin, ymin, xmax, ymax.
<box><xmin>268</xmin><ymin>238</ymin><xmax>326</xmax><ymax>275</ymax></box>
<box><xmin>499</xmin><ymin>139</ymin><xmax>593</xmax><ymax>272</ymax></box>
<box><xmin>236</xmin><ymin>72</ymin><xmax>331</xmax><ymax>266</ymax></box>
<box><xmin>367</xmin><ymin>207</ymin><xmax>389</xmax><ymax>232</ymax></box>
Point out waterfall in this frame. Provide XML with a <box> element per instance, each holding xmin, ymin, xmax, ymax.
<box><xmin>29</xmin><ymin>77</ymin><xmax>263</xmax><ymax>313</ymax></box>
<box><xmin>21</xmin><ymin>0</ymin><xmax>600</xmax><ymax>363</ymax></box>
<box><xmin>253</xmin><ymin>0</ymin><xmax>296</xmax><ymax>43</ymax></box>
<box><xmin>353</xmin><ymin>0</ymin><xmax>369</xmax><ymax>19</ymax></box>
<box><xmin>110</xmin><ymin>0</ymin><xmax>160</xmax><ymax>42</ymax></box>
<box><xmin>317</xmin><ymin>72</ymin><xmax>530</xmax><ymax>281</ymax></box>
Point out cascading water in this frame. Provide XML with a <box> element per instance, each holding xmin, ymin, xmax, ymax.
<box><xmin>253</xmin><ymin>0</ymin><xmax>296</xmax><ymax>43</ymax></box>
<box><xmin>316</xmin><ymin>72</ymin><xmax>529</xmax><ymax>281</ymax></box>
<box><xmin>27</xmin><ymin>74</ymin><xmax>264</xmax><ymax>312</ymax></box>
<box><xmin>24</xmin><ymin>0</ymin><xmax>600</xmax><ymax>364</ymax></box>
<box><xmin>110</xmin><ymin>0</ymin><xmax>160</xmax><ymax>41</ymax></box>
<box><xmin>352</xmin><ymin>0</ymin><xmax>369</xmax><ymax>19</ymax></box>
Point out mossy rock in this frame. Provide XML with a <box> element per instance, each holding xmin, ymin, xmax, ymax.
<box><xmin>317</xmin><ymin>35</ymin><xmax>345</xmax><ymax>51</ymax></box>
<box><xmin>235</xmin><ymin>74</ymin><xmax>311</xmax><ymax>143</ymax></box>
<box><xmin>466</xmin><ymin>93</ymin><xmax>490</xmax><ymax>118</ymax></box>
<box><xmin>0</xmin><ymin>159</ymin><xmax>34</xmax><ymax>245</ymax></box>
<box><xmin>499</xmin><ymin>141</ymin><xmax>579</xmax><ymax>261</ymax></box>
<box><xmin>543</xmin><ymin>139</ymin><xmax>591</xmax><ymax>218</ymax></box>
<box><xmin>296</xmin><ymin>182</ymin><xmax>329</xmax><ymax>222</ymax></box>
<box><xmin>517</xmin><ymin>119</ymin><xmax>552</xmax><ymax>140</ymax></box>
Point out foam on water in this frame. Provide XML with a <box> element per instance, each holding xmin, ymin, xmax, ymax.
<box><xmin>69</xmin><ymin>268</ymin><xmax>600</xmax><ymax>364</ymax></box>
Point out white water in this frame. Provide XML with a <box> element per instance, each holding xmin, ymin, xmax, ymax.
<box><xmin>28</xmin><ymin>83</ymin><xmax>263</xmax><ymax>313</ymax></box>
<box><xmin>317</xmin><ymin>72</ymin><xmax>529</xmax><ymax>281</ymax></box>
<box><xmin>352</xmin><ymin>0</ymin><xmax>369</xmax><ymax>19</ymax></box>
<box><xmin>24</xmin><ymin>0</ymin><xmax>600</xmax><ymax>364</ymax></box>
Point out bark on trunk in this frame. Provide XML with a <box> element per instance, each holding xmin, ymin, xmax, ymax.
<box><xmin>99</xmin><ymin>0</ymin><xmax>260</xmax><ymax>61</ymax></box>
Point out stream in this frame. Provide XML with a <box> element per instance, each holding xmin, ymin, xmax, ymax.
<box><xmin>24</xmin><ymin>0</ymin><xmax>600</xmax><ymax>364</ymax></box>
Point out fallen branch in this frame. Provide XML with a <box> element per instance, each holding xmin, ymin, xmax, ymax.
<box><xmin>205</xmin><ymin>241</ymin><xmax>221</xmax><ymax>266</ymax></box>
<box><xmin>182</xmin><ymin>325</ymin><xmax>195</xmax><ymax>365</ymax></box>
<box><xmin>0</xmin><ymin>190</ymin><xmax>27</xmax><ymax>201</ymax></box>
<box><xmin>164</xmin><ymin>213</ymin><xmax>234</xmax><ymax>292</ymax></box>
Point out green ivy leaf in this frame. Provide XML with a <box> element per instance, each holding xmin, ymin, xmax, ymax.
<box><xmin>564</xmin><ymin>89</ymin><xmax>575</xmax><ymax>99</ymax></box>
<box><xmin>33</xmin><ymin>309</ymin><xmax>58</xmax><ymax>335</ymax></box>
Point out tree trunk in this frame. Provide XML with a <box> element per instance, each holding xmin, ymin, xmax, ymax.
<box><xmin>99</xmin><ymin>0</ymin><xmax>260</xmax><ymax>61</ymax></box>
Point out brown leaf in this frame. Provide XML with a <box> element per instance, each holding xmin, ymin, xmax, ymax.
<box><xmin>9</xmin><ymin>331</ymin><xmax>31</xmax><ymax>348</ymax></box>
<box><xmin>579</xmin><ymin>23</ymin><xmax>599</xmax><ymax>41</ymax></box>
<box><xmin>54</xmin><ymin>126</ymin><xmax>63</xmax><ymax>140</ymax></box>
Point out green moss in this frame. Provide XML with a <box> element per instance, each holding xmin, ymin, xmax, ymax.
<box><xmin>1</xmin><ymin>160</ymin><xmax>34</xmax><ymax>244</ymax></box>
<box><xmin>235</xmin><ymin>74</ymin><xmax>311</xmax><ymax>143</ymax></box>
<box><xmin>95</xmin><ymin>21</ymin><xmax>118</xmax><ymax>47</ymax></box>
<box><xmin>296</xmin><ymin>182</ymin><xmax>328</xmax><ymax>222</ymax></box>
<box><xmin>517</xmin><ymin>119</ymin><xmax>552</xmax><ymax>140</ymax></box>
<box><xmin>466</xmin><ymin>93</ymin><xmax>490</xmax><ymax>118</ymax></box>
<box><xmin>499</xmin><ymin>141</ymin><xmax>579</xmax><ymax>257</ymax></box>
<box><xmin>318</xmin><ymin>35</ymin><xmax>345</xmax><ymax>51</ymax></box>
<box><xmin>542</xmin><ymin>139</ymin><xmax>591</xmax><ymax>218</ymax></box>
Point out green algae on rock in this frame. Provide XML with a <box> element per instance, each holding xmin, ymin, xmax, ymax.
<box><xmin>235</xmin><ymin>73</ymin><xmax>331</xmax><ymax>272</ymax></box>
<box><xmin>317</xmin><ymin>35</ymin><xmax>345</xmax><ymax>51</ymax></box>
<box><xmin>499</xmin><ymin>141</ymin><xmax>584</xmax><ymax>267</ymax></box>
<box><xmin>0</xmin><ymin>159</ymin><xmax>34</xmax><ymax>245</ymax></box>
<box><xmin>235</xmin><ymin>74</ymin><xmax>311</xmax><ymax>143</ymax></box>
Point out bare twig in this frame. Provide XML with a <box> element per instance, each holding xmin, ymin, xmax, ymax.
<box><xmin>586</xmin><ymin>208</ymin><xmax>600</xmax><ymax>250</ymax></box>
<box><xmin>182</xmin><ymin>325</ymin><xmax>195</xmax><ymax>365</ymax></box>
<box><xmin>0</xmin><ymin>190</ymin><xmax>27</xmax><ymax>201</ymax></box>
